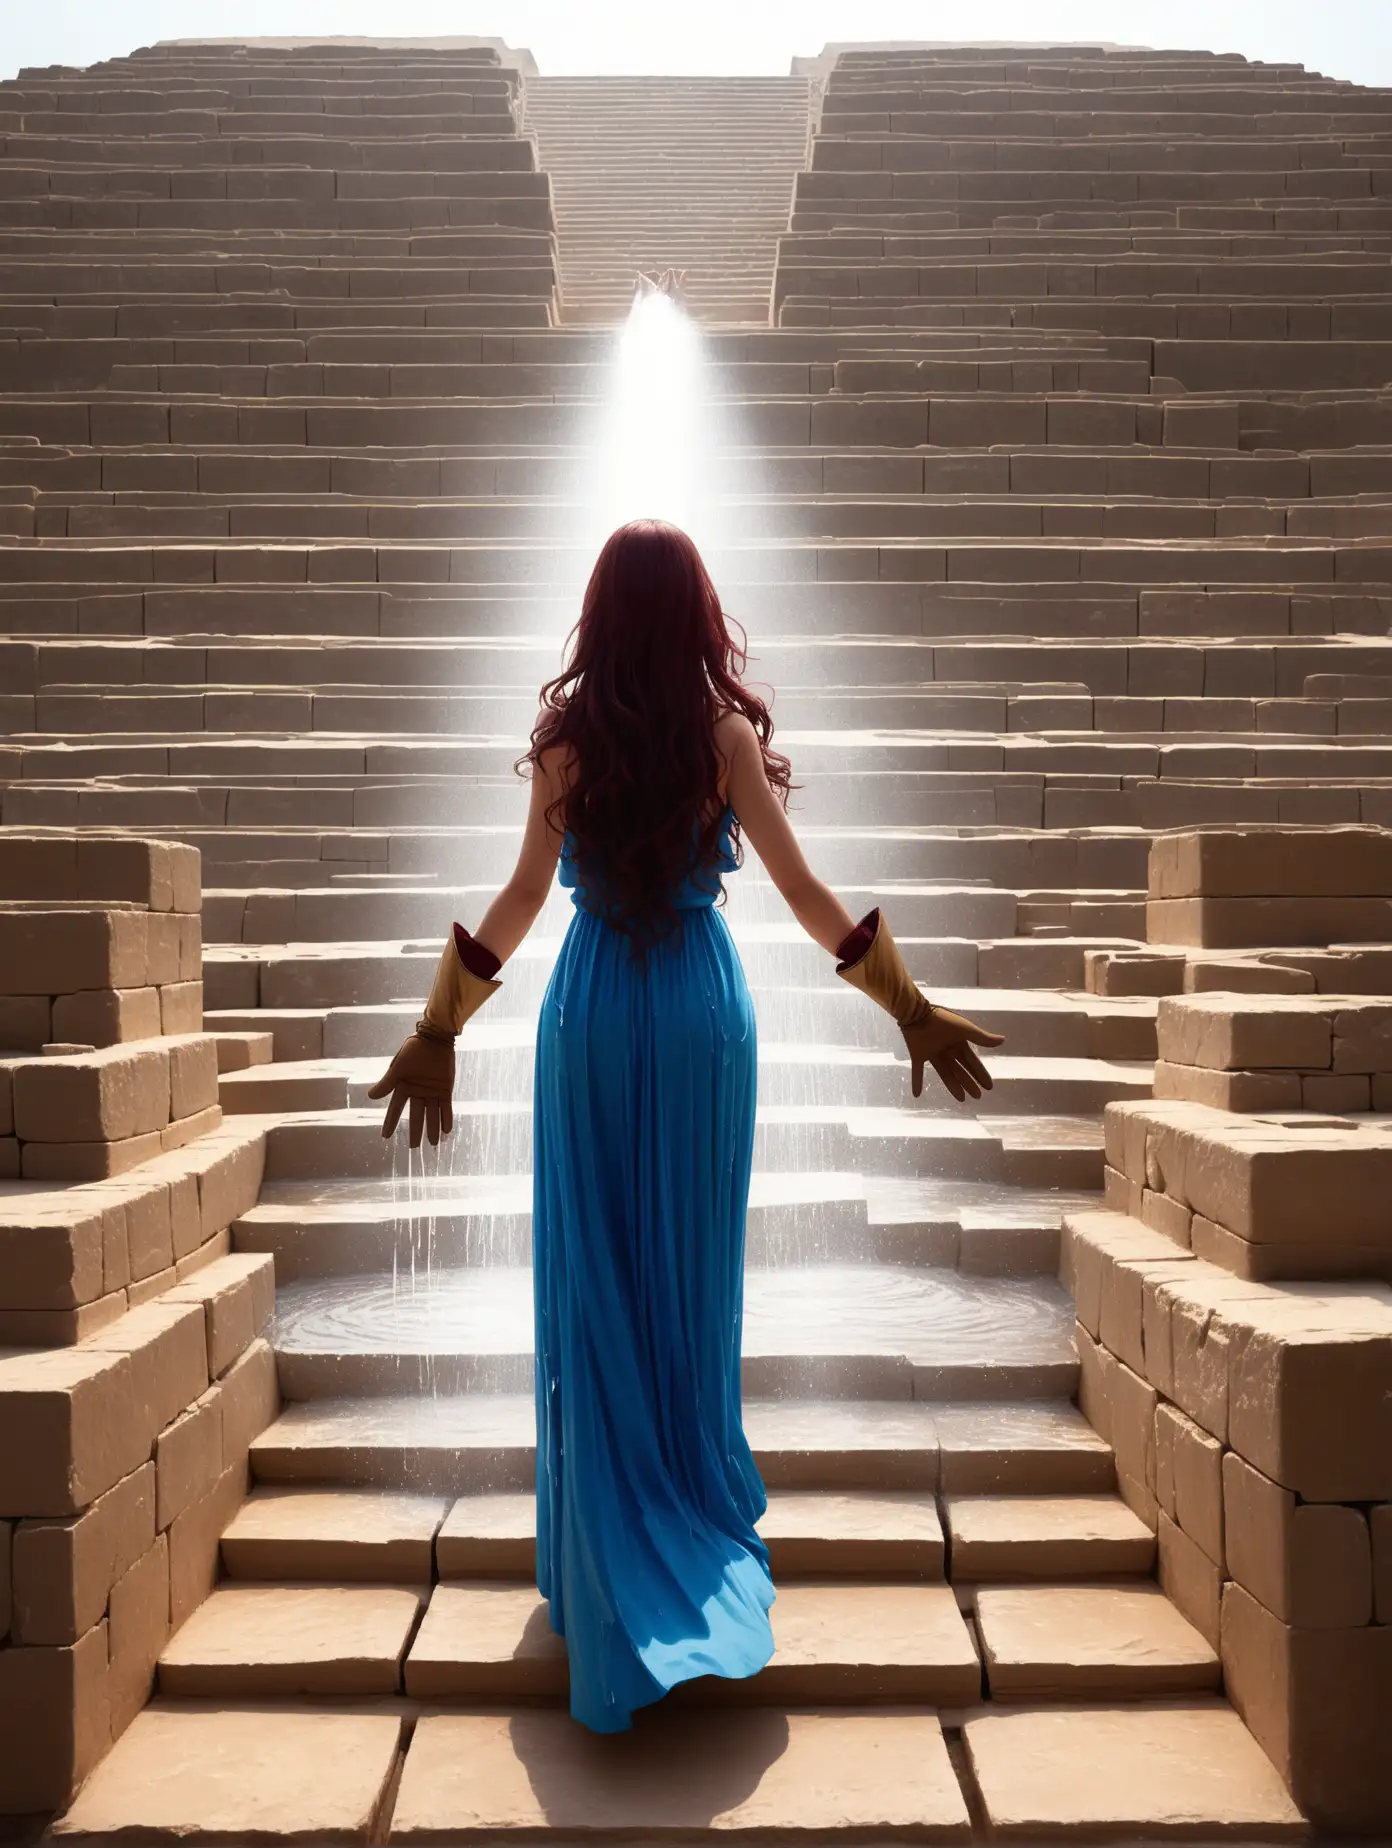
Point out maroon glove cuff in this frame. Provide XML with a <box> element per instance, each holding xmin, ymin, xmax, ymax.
<box><xmin>835</xmin><ymin>907</ymin><xmax>879</xmax><ymax>973</ymax></box>
<box><xmin>453</xmin><ymin>921</ymin><xmax>502</xmax><ymax>981</ymax></box>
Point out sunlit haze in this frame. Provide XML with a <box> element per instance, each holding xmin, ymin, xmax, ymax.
<box><xmin>2</xmin><ymin>1</ymin><xmax>1390</xmax><ymax>84</ymax></box>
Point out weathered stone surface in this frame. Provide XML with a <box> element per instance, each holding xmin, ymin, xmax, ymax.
<box><xmin>1222</xmin><ymin>1581</ymin><xmax>1392</xmax><ymax>1832</ymax></box>
<box><xmin>160</xmin><ymin>1582</ymin><xmax>424</xmax><ymax>1696</ymax></box>
<box><xmin>50</xmin><ymin>1705</ymin><xmax>403</xmax><ymax>1841</ymax></box>
<box><xmin>965</xmin><ymin>1701</ymin><xmax>1306</xmax><ymax>1839</ymax></box>
<box><xmin>222</xmin><ymin>1487</ymin><xmax>448</xmax><ymax>1582</ymax></box>
<box><xmin>12</xmin><ymin>1462</ymin><xmax>156</xmax><ymax>1645</ymax></box>
<box><xmin>0</xmin><ymin>1620</ymin><xmax>110</xmax><ymax>1811</ymax></box>
<box><xmin>106</xmin><ymin>1534</ymin><xmax>169</xmax><ymax>1736</ymax></box>
<box><xmin>391</xmin><ymin>1708</ymin><xmax>972</xmax><ymax>1840</ymax></box>
<box><xmin>944</xmin><ymin>1493</ymin><xmax>1153</xmax><ymax>1579</ymax></box>
<box><xmin>976</xmin><ymin>1582</ymin><xmax>1220</xmax><ymax>1699</ymax></box>
<box><xmin>1223</xmin><ymin>1451</ymin><xmax>1373</xmax><ymax>1628</ymax></box>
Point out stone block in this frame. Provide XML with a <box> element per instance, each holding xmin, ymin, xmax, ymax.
<box><xmin>219</xmin><ymin>1337</ymin><xmax>279</xmax><ymax>1468</ymax></box>
<box><xmin>85</xmin><ymin>1300</ymin><xmax>209</xmax><ymax>1453</ymax></box>
<box><xmin>51</xmin><ymin>988</ymin><xmax>162</xmax><ymax>1049</ymax></box>
<box><xmin>155</xmin><ymin>1387</ymin><xmax>223</xmax><ymax>1532</ymax></box>
<box><xmin>0</xmin><ymin>910</ymin><xmax>147</xmax><ymax>996</ymax></box>
<box><xmin>166</xmin><ymin>1252</ymin><xmax>273</xmax><ymax>1379</ymax></box>
<box><xmin>1149</xmin><ymin>894</ymin><xmax>1392</xmax><ymax>949</ymax></box>
<box><xmin>1108</xmin><ymin>1358</ymin><xmax>1157</xmax><ymax>1500</ymax></box>
<box><xmin>106</xmin><ymin>1533</ymin><xmax>168</xmax><ymax>1737</ymax></box>
<box><xmin>1156</xmin><ymin>994</ymin><xmax>1333</xmax><ymax>1071</ymax></box>
<box><xmin>1085</xmin><ymin>950</ymin><xmax>1185</xmax><ymax>997</ymax></box>
<box><xmin>0</xmin><ymin>1197</ymin><xmax>106</xmax><ymax>1310</ymax></box>
<box><xmin>12</xmin><ymin>1462</ymin><xmax>156</xmax><ymax>1645</ymax></box>
<box><xmin>1162</xmin><ymin>1402</ymin><xmax>1224</xmax><ymax>1569</ymax></box>
<box><xmin>1150</xmin><ymin>826</ymin><xmax>1392</xmax><ymax>901</ymax></box>
<box><xmin>0</xmin><ymin>1345</ymin><xmax>146</xmax><ymax>1517</ymax></box>
<box><xmin>49</xmin><ymin>1706</ymin><xmax>402</xmax><ymax>1843</ymax></box>
<box><xmin>1222</xmin><ymin>1580</ymin><xmax>1392</xmax><ymax>1832</ymax></box>
<box><xmin>0</xmin><ymin>1620</ymin><xmax>109</xmax><ymax>1811</ymax></box>
<box><xmin>169</xmin><ymin>1460</ymin><xmax>248</xmax><ymax>1631</ymax></box>
<box><xmin>1157</xmin><ymin>1510</ymin><xmax>1222</xmax><ymax>1651</ymax></box>
<box><xmin>160</xmin><ymin>981</ymin><xmax>203</xmax><ymax>1034</ymax></box>
<box><xmin>1223</xmin><ymin>1451</ymin><xmax>1374</xmax><ymax>1628</ymax></box>
<box><xmin>165</xmin><ymin>1036</ymin><xmax>219</xmax><ymax>1122</ymax></box>
<box><xmin>76</xmin><ymin>838</ymin><xmax>173</xmax><ymax>910</ymax></box>
<box><xmin>1226</xmin><ymin>1292</ymin><xmax>1392</xmax><ymax>1502</ymax></box>
<box><xmin>1301</xmin><ymin>1071</ymin><xmax>1370</xmax><ymax>1113</ymax></box>
<box><xmin>12</xmin><ymin>1043</ymin><xmax>170</xmax><ymax>1144</ymax></box>
<box><xmin>191</xmin><ymin>1126</ymin><xmax>266</xmax><ymax>1239</ymax></box>
<box><xmin>964</xmin><ymin>1701</ymin><xmax>1304</xmax><ymax>1840</ymax></box>
<box><xmin>0</xmin><ymin>995</ymin><xmax>51</xmax><ymax>1051</ymax></box>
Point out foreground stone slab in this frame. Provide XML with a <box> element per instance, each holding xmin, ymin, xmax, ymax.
<box><xmin>49</xmin><ymin>1703</ymin><xmax>403</xmax><ymax>1841</ymax></box>
<box><xmin>220</xmin><ymin>1487</ymin><xmax>449</xmax><ymax>1582</ymax></box>
<box><xmin>405</xmin><ymin>1579</ymin><xmax>980</xmax><ymax>1704</ymax></box>
<box><xmin>964</xmin><ymin>1701</ymin><xmax>1306</xmax><ymax>1839</ymax></box>
<box><xmin>944</xmin><ymin>1493</ymin><xmax>1154</xmax><ymax>1580</ymax></box>
<box><xmin>436</xmin><ymin>1492</ymin><xmax>535</xmax><ymax>1577</ymax></box>
<box><xmin>390</xmin><ymin>1707</ymin><xmax>972</xmax><ymax>1840</ymax></box>
<box><xmin>758</xmin><ymin>1489</ymin><xmax>944</xmax><ymax>1576</ymax></box>
<box><xmin>158</xmin><ymin>1583</ymin><xmax>424</xmax><ymax>1695</ymax></box>
<box><xmin>976</xmin><ymin>1582</ymin><xmax>1220</xmax><ymax>1699</ymax></box>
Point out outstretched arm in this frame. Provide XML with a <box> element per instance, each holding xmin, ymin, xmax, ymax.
<box><xmin>720</xmin><ymin>712</ymin><xmax>1003</xmax><ymax>1101</ymax></box>
<box><xmin>721</xmin><ymin>711</ymin><xmax>859</xmax><ymax>954</ymax></box>
<box><xmin>469</xmin><ymin>744</ymin><xmax>569</xmax><ymax>964</ymax></box>
<box><xmin>369</xmin><ymin>747</ymin><xmax>568</xmax><ymax>1146</ymax></box>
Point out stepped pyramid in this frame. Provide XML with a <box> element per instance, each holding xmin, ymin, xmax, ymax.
<box><xmin>0</xmin><ymin>34</ymin><xmax>1387</xmax><ymax>1843</ymax></box>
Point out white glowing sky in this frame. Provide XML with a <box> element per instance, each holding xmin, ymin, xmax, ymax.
<box><xmin>2</xmin><ymin>1</ymin><xmax>1390</xmax><ymax>83</ymax></box>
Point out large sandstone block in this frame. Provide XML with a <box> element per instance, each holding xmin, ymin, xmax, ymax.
<box><xmin>1149</xmin><ymin>894</ymin><xmax>1392</xmax><ymax>948</ymax></box>
<box><xmin>1223</xmin><ymin>1451</ymin><xmax>1373</xmax><ymax>1628</ymax></box>
<box><xmin>12</xmin><ymin>1043</ymin><xmax>171</xmax><ymax>1144</ymax></box>
<box><xmin>0</xmin><ymin>909</ymin><xmax>149</xmax><ymax>996</ymax></box>
<box><xmin>1150</xmin><ymin>826</ymin><xmax>1392</xmax><ymax>900</ymax></box>
<box><xmin>1156</xmin><ymin>993</ymin><xmax>1334</xmax><ymax>1071</ymax></box>
<box><xmin>84</xmin><ymin>1300</ymin><xmax>209</xmax><ymax>1453</ymax></box>
<box><xmin>166</xmin><ymin>1252</ymin><xmax>273</xmax><ymax>1378</ymax></box>
<box><xmin>0</xmin><ymin>1346</ymin><xmax>146</xmax><ymax>1517</ymax></box>
<box><xmin>12</xmin><ymin>1462</ymin><xmax>156</xmax><ymax>1646</ymax></box>
<box><xmin>0</xmin><ymin>1620</ymin><xmax>109</xmax><ymax>1811</ymax></box>
<box><xmin>51</xmin><ymin>988</ymin><xmax>163</xmax><ymax>1049</ymax></box>
<box><xmin>106</xmin><ymin>1533</ymin><xmax>169</xmax><ymax>1737</ymax></box>
<box><xmin>1223</xmin><ymin>1581</ymin><xmax>1392</xmax><ymax>1832</ymax></box>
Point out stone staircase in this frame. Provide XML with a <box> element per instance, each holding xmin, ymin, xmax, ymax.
<box><xmin>523</xmin><ymin>77</ymin><xmax>811</xmax><ymax>324</ymax></box>
<box><xmin>6</xmin><ymin>31</ymin><xmax>1392</xmax><ymax>1842</ymax></box>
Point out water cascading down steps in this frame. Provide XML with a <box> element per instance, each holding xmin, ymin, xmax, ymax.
<box><xmin>6</xmin><ymin>30</ymin><xmax>1381</xmax><ymax>1840</ymax></box>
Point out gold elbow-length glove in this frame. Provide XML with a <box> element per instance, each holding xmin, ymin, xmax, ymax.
<box><xmin>836</xmin><ymin>909</ymin><xmax>1004</xmax><ymax>1101</ymax></box>
<box><xmin>368</xmin><ymin>930</ymin><xmax>501</xmax><ymax>1147</ymax></box>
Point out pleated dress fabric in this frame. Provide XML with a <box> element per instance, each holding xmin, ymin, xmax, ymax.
<box><xmin>532</xmin><ymin>804</ymin><xmax>775</xmax><ymax>1733</ymax></box>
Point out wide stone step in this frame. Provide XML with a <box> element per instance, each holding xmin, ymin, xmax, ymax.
<box><xmin>943</xmin><ymin>1491</ymin><xmax>1156</xmax><ymax>1578</ymax></box>
<box><xmin>234</xmin><ymin>1170</ymin><xmax>1089</xmax><ymax>1280</ymax></box>
<box><xmin>972</xmin><ymin>1581</ymin><xmax>1221</xmax><ymax>1700</ymax></box>
<box><xmin>403</xmin><ymin>1579</ymin><xmax>981</xmax><ymax>1704</ymax></box>
<box><xmin>158</xmin><ymin>1582</ymin><xmax>426</xmax><ymax>1696</ymax></box>
<box><xmin>249</xmin><ymin>1394</ymin><xmax>1115</xmax><ymax>1495</ymax></box>
<box><xmin>255</xmin><ymin>1105</ymin><xmax>1104</xmax><ymax>1190</ymax></box>
<box><xmin>267</xmin><ymin>1263</ymin><xmax>1079</xmax><ymax>1403</ymax></box>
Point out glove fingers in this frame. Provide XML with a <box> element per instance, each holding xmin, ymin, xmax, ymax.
<box><xmin>408</xmin><ymin>1095</ymin><xmax>425</xmax><ymax>1150</ymax></box>
<box><xmin>911</xmin><ymin>1052</ymin><xmax>925</xmax><ymax>1099</ymax></box>
<box><xmin>951</xmin><ymin>1057</ymin><xmax>983</xmax><ymax>1100</ymax></box>
<box><xmin>963</xmin><ymin>1021</ymin><xmax>1006</xmax><ymax>1048</ymax></box>
<box><xmin>424</xmin><ymin>1100</ymin><xmax>442</xmax><ymax>1148</ymax></box>
<box><xmin>441</xmin><ymin>1095</ymin><xmax>454</xmax><ymax>1138</ymax></box>
<box><xmin>381</xmin><ymin>1086</ymin><xmax>407</xmax><ymax>1139</ymax></box>
<box><xmin>932</xmin><ymin>1054</ymin><xmax>967</xmax><ymax>1102</ymax></box>
<box><xmin>959</xmin><ymin>1045</ymin><xmax>994</xmax><ymax>1090</ymax></box>
<box><xmin>366</xmin><ymin>1061</ymin><xmax>397</xmax><ymax>1101</ymax></box>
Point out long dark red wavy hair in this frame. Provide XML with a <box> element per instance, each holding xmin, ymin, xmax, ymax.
<box><xmin>520</xmin><ymin>520</ymin><xmax>793</xmax><ymax>950</ymax></box>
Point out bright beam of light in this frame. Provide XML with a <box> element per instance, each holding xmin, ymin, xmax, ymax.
<box><xmin>589</xmin><ymin>290</ymin><xmax>711</xmax><ymax>549</ymax></box>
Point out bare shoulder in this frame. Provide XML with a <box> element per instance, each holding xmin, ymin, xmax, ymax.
<box><xmin>713</xmin><ymin>708</ymin><xmax>758</xmax><ymax>761</ymax></box>
<box><xmin>533</xmin><ymin>739</ymin><xmax>575</xmax><ymax>788</ymax></box>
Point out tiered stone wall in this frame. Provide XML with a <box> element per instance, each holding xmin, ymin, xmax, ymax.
<box><xmin>0</xmin><ymin>837</ymin><xmax>275</xmax><ymax>1810</ymax></box>
<box><xmin>1066</xmin><ymin>824</ymin><xmax>1392</xmax><ymax>1831</ymax></box>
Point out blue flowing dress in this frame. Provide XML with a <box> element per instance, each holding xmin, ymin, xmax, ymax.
<box><xmin>532</xmin><ymin>802</ymin><xmax>775</xmax><ymax>1733</ymax></box>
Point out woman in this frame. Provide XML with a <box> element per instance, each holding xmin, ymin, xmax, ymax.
<box><xmin>370</xmin><ymin>519</ymin><xmax>1003</xmax><ymax>1733</ymax></box>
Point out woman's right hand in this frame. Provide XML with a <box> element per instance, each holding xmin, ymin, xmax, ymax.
<box><xmin>900</xmin><ymin>1007</ymin><xmax>1004</xmax><ymax>1102</ymax></box>
<box><xmin>367</xmin><ymin>1031</ymin><xmax>456</xmax><ymax>1147</ymax></box>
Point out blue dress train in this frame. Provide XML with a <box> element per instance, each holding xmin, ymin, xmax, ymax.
<box><xmin>532</xmin><ymin>804</ymin><xmax>775</xmax><ymax>1732</ymax></box>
